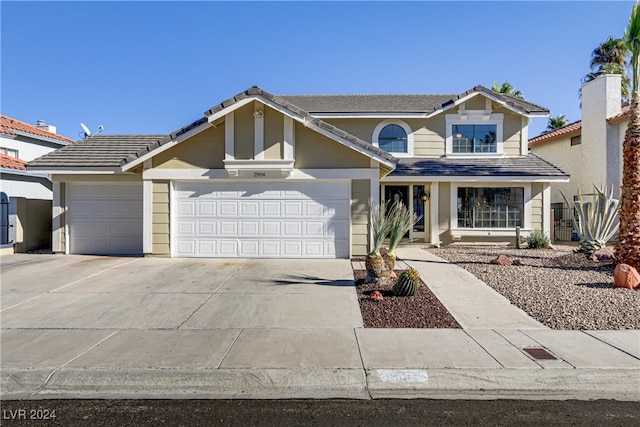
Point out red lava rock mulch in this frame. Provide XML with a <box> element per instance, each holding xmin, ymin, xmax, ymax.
<box><xmin>353</xmin><ymin>270</ymin><xmax>461</xmax><ymax>329</ymax></box>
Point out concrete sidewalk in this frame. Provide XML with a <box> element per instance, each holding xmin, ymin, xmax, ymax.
<box><xmin>2</xmin><ymin>252</ymin><xmax>639</xmax><ymax>401</ymax></box>
<box><xmin>394</xmin><ymin>247</ymin><xmax>547</xmax><ymax>329</ymax></box>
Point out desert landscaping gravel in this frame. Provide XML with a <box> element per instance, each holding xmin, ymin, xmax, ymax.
<box><xmin>428</xmin><ymin>246</ymin><xmax>640</xmax><ymax>330</ymax></box>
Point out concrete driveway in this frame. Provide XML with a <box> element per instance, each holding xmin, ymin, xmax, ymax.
<box><xmin>0</xmin><ymin>254</ymin><xmax>363</xmax><ymax>329</ymax></box>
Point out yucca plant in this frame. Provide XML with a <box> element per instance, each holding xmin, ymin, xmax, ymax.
<box><xmin>561</xmin><ymin>185</ymin><xmax>620</xmax><ymax>255</ymax></box>
<box><xmin>393</xmin><ymin>267</ymin><xmax>421</xmax><ymax>297</ymax></box>
<box><xmin>365</xmin><ymin>201</ymin><xmax>393</xmax><ymax>284</ymax></box>
<box><xmin>383</xmin><ymin>202</ymin><xmax>421</xmax><ymax>275</ymax></box>
<box><xmin>527</xmin><ymin>230</ymin><xmax>551</xmax><ymax>249</ymax></box>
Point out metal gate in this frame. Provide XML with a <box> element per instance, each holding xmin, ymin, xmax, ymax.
<box><xmin>551</xmin><ymin>203</ymin><xmax>578</xmax><ymax>242</ymax></box>
<box><xmin>0</xmin><ymin>192</ymin><xmax>9</xmax><ymax>244</ymax></box>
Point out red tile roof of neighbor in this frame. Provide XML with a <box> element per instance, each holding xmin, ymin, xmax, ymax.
<box><xmin>0</xmin><ymin>153</ymin><xmax>28</xmax><ymax>170</ymax></box>
<box><xmin>608</xmin><ymin>104</ymin><xmax>630</xmax><ymax>125</ymax></box>
<box><xmin>0</xmin><ymin>115</ymin><xmax>74</xmax><ymax>144</ymax></box>
<box><xmin>528</xmin><ymin>120</ymin><xmax>582</xmax><ymax>147</ymax></box>
<box><xmin>529</xmin><ymin>104</ymin><xmax>632</xmax><ymax>148</ymax></box>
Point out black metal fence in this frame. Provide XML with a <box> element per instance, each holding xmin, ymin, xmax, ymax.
<box><xmin>551</xmin><ymin>203</ymin><xmax>578</xmax><ymax>242</ymax></box>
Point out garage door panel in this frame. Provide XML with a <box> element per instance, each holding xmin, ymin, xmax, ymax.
<box><xmin>262</xmin><ymin>202</ymin><xmax>281</xmax><ymax>216</ymax></box>
<box><xmin>198</xmin><ymin>221</ymin><xmax>217</xmax><ymax>236</ymax></box>
<box><xmin>283</xmin><ymin>202</ymin><xmax>302</xmax><ymax>217</ymax></box>
<box><xmin>198</xmin><ymin>201</ymin><xmax>217</xmax><ymax>216</ymax></box>
<box><xmin>219</xmin><ymin>240</ymin><xmax>238</xmax><ymax>256</ymax></box>
<box><xmin>174</xmin><ymin>182</ymin><xmax>349</xmax><ymax>258</ymax></box>
<box><xmin>198</xmin><ymin>240</ymin><xmax>216</xmax><ymax>255</ymax></box>
<box><xmin>219</xmin><ymin>221</ymin><xmax>238</xmax><ymax>236</ymax></box>
<box><xmin>219</xmin><ymin>201</ymin><xmax>238</xmax><ymax>216</ymax></box>
<box><xmin>68</xmin><ymin>183</ymin><xmax>143</xmax><ymax>255</ymax></box>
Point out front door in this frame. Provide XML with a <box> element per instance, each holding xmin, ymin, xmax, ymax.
<box><xmin>382</xmin><ymin>184</ymin><xmax>429</xmax><ymax>242</ymax></box>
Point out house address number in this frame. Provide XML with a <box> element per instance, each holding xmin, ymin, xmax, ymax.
<box><xmin>253</xmin><ymin>172</ymin><xmax>266</xmax><ymax>178</ymax></box>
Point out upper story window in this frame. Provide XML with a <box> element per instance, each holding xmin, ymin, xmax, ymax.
<box><xmin>379</xmin><ymin>125</ymin><xmax>407</xmax><ymax>153</ymax></box>
<box><xmin>446</xmin><ymin>112</ymin><xmax>504</xmax><ymax>157</ymax></box>
<box><xmin>452</xmin><ymin>124</ymin><xmax>497</xmax><ymax>153</ymax></box>
<box><xmin>0</xmin><ymin>147</ymin><xmax>18</xmax><ymax>158</ymax></box>
<box><xmin>372</xmin><ymin>120</ymin><xmax>414</xmax><ymax>158</ymax></box>
<box><xmin>571</xmin><ymin>135</ymin><xmax>581</xmax><ymax>146</ymax></box>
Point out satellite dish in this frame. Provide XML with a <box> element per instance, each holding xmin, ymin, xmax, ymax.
<box><xmin>79</xmin><ymin>123</ymin><xmax>104</xmax><ymax>138</ymax></box>
<box><xmin>80</xmin><ymin>123</ymin><xmax>91</xmax><ymax>138</ymax></box>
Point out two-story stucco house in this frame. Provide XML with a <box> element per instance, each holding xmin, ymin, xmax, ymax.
<box><xmin>27</xmin><ymin>85</ymin><xmax>568</xmax><ymax>258</ymax></box>
<box><xmin>1</xmin><ymin>115</ymin><xmax>74</xmax><ymax>252</ymax></box>
<box><xmin>529</xmin><ymin>74</ymin><xmax>626</xmax><ymax>241</ymax></box>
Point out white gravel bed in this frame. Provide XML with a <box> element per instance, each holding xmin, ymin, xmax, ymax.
<box><xmin>428</xmin><ymin>246</ymin><xmax>640</xmax><ymax>330</ymax></box>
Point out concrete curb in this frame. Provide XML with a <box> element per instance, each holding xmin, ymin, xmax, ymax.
<box><xmin>2</xmin><ymin>368</ymin><xmax>369</xmax><ymax>400</ymax></box>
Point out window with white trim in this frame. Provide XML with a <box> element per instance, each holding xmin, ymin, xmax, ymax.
<box><xmin>372</xmin><ymin>120</ymin><xmax>414</xmax><ymax>157</ymax></box>
<box><xmin>0</xmin><ymin>147</ymin><xmax>18</xmax><ymax>158</ymax></box>
<box><xmin>446</xmin><ymin>113</ymin><xmax>503</xmax><ymax>157</ymax></box>
<box><xmin>457</xmin><ymin>187</ymin><xmax>524</xmax><ymax>228</ymax></box>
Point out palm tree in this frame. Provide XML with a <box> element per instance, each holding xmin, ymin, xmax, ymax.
<box><xmin>584</xmin><ymin>36</ymin><xmax>631</xmax><ymax>100</ymax></box>
<box><xmin>547</xmin><ymin>115</ymin><xmax>568</xmax><ymax>130</ymax></box>
<box><xmin>591</xmin><ymin>36</ymin><xmax>628</xmax><ymax>70</ymax></box>
<box><xmin>492</xmin><ymin>80</ymin><xmax>525</xmax><ymax>99</ymax></box>
<box><xmin>616</xmin><ymin>3</ymin><xmax>640</xmax><ymax>270</ymax></box>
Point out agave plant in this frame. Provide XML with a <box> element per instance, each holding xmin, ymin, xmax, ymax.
<box><xmin>561</xmin><ymin>185</ymin><xmax>620</xmax><ymax>255</ymax></box>
<box><xmin>383</xmin><ymin>202</ymin><xmax>422</xmax><ymax>275</ymax></box>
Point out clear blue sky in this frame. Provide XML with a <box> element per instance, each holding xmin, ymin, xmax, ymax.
<box><xmin>1</xmin><ymin>1</ymin><xmax>634</xmax><ymax>141</ymax></box>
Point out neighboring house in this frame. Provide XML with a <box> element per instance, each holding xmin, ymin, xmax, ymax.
<box><xmin>0</xmin><ymin>115</ymin><xmax>74</xmax><ymax>252</ymax></box>
<box><xmin>28</xmin><ymin>85</ymin><xmax>568</xmax><ymax>258</ymax></box>
<box><xmin>529</xmin><ymin>74</ymin><xmax>626</xmax><ymax>241</ymax></box>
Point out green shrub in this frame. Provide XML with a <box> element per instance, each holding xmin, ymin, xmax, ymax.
<box><xmin>527</xmin><ymin>230</ymin><xmax>550</xmax><ymax>249</ymax></box>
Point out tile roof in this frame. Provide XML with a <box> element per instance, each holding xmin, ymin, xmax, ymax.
<box><xmin>0</xmin><ymin>153</ymin><xmax>28</xmax><ymax>170</ymax></box>
<box><xmin>279</xmin><ymin>85</ymin><xmax>549</xmax><ymax>116</ymax></box>
<box><xmin>529</xmin><ymin>103</ymin><xmax>632</xmax><ymax>147</ymax></box>
<box><xmin>528</xmin><ymin>120</ymin><xmax>583</xmax><ymax>147</ymax></box>
<box><xmin>27</xmin><ymin>135</ymin><xmax>165</xmax><ymax>169</ymax></box>
<box><xmin>0</xmin><ymin>115</ymin><xmax>74</xmax><ymax>144</ymax></box>
<box><xmin>390</xmin><ymin>154</ymin><xmax>569</xmax><ymax>178</ymax></box>
<box><xmin>201</xmin><ymin>86</ymin><xmax>397</xmax><ymax>165</ymax></box>
<box><xmin>608</xmin><ymin>104</ymin><xmax>630</xmax><ymax>124</ymax></box>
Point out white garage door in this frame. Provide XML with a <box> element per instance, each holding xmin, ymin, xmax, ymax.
<box><xmin>67</xmin><ymin>183</ymin><xmax>143</xmax><ymax>255</ymax></box>
<box><xmin>174</xmin><ymin>182</ymin><xmax>350</xmax><ymax>258</ymax></box>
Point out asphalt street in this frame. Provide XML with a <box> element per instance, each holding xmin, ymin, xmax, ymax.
<box><xmin>2</xmin><ymin>399</ymin><xmax>640</xmax><ymax>426</ymax></box>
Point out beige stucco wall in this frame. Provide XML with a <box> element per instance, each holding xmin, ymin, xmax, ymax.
<box><xmin>351</xmin><ymin>179</ymin><xmax>370</xmax><ymax>256</ymax></box>
<box><xmin>234</xmin><ymin>102</ymin><xmax>255</xmax><ymax>160</ymax></box>
<box><xmin>294</xmin><ymin>123</ymin><xmax>371</xmax><ymax>168</ymax></box>
<box><xmin>13</xmin><ymin>198</ymin><xmax>52</xmax><ymax>253</ymax></box>
<box><xmin>153</xmin><ymin>126</ymin><xmax>225</xmax><ymax>169</ymax></box>
<box><xmin>152</xmin><ymin>181</ymin><xmax>170</xmax><ymax>255</ymax></box>
<box><xmin>531</xmin><ymin>136</ymin><xmax>583</xmax><ymax>204</ymax></box>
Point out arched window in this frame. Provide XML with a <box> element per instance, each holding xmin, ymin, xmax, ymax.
<box><xmin>372</xmin><ymin>120</ymin><xmax>413</xmax><ymax>157</ymax></box>
<box><xmin>379</xmin><ymin>125</ymin><xmax>407</xmax><ymax>153</ymax></box>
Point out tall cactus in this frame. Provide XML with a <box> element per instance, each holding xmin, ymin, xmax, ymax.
<box><xmin>393</xmin><ymin>268</ymin><xmax>421</xmax><ymax>297</ymax></box>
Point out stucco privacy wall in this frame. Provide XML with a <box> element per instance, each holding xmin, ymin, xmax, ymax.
<box><xmin>152</xmin><ymin>181</ymin><xmax>170</xmax><ymax>255</ymax></box>
<box><xmin>324</xmin><ymin>100</ymin><xmax>524</xmax><ymax>158</ymax></box>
